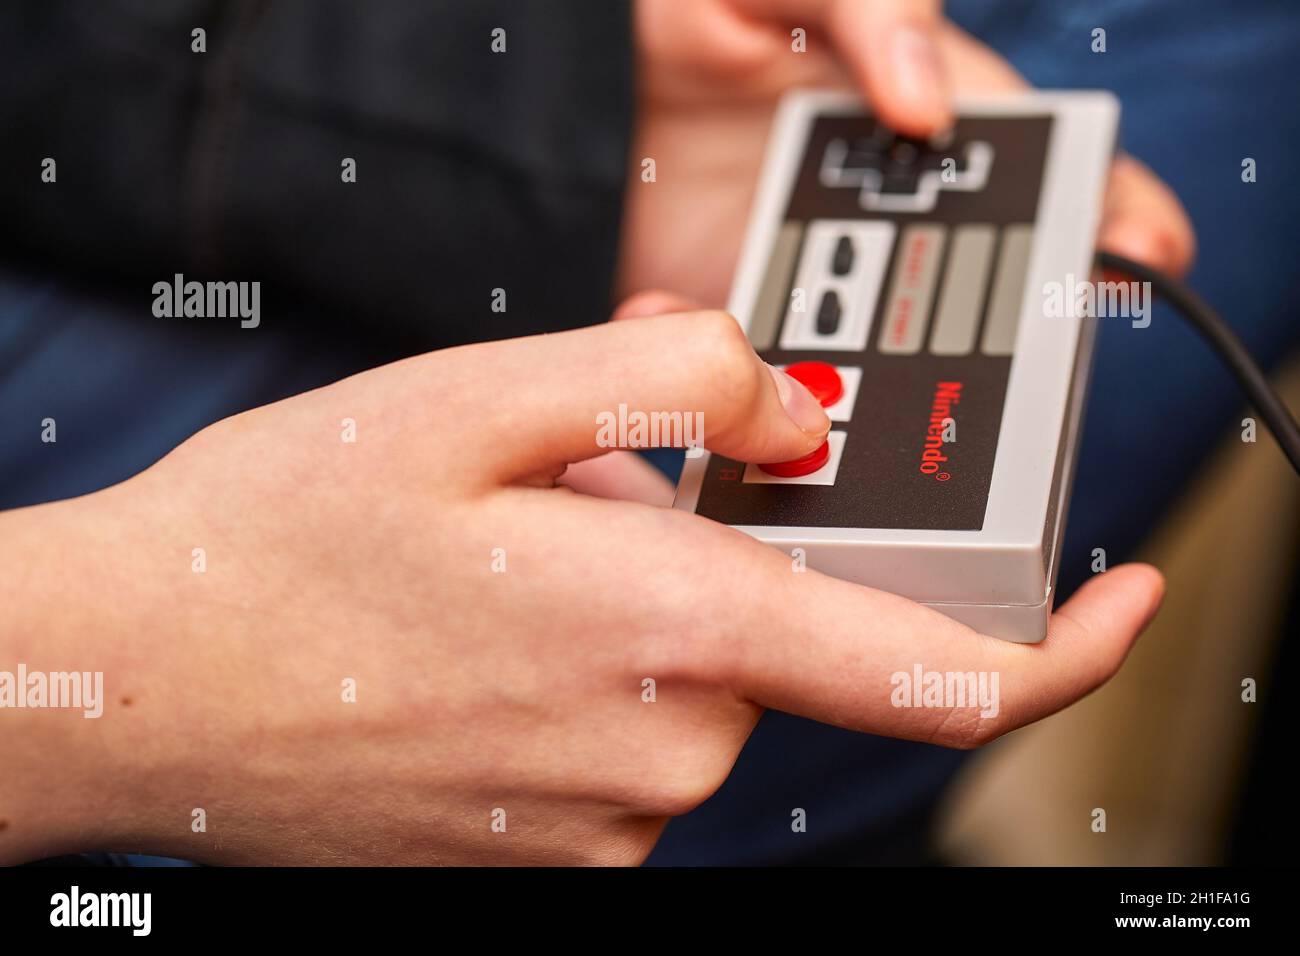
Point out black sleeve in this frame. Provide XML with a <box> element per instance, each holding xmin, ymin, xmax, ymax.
<box><xmin>0</xmin><ymin>0</ymin><xmax>635</xmax><ymax>348</ymax></box>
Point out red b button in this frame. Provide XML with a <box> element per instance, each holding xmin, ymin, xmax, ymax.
<box><xmin>784</xmin><ymin>361</ymin><xmax>843</xmax><ymax>407</ymax></box>
<box><xmin>758</xmin><ymin>440</ymin><xmax>831</xmax><ymax>478</ymax></box>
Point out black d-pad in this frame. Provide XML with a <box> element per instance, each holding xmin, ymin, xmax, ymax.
<box><xmin>819</xmin><ymin>122</ymin><xmax>993</xmax><ymax>213</ymax></box>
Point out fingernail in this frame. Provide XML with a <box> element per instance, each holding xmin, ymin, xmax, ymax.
<box><xmin>767</xmin><ymin>364</ymin><xmax>831</xmax><ymax>436</ymax></box>
<box><xmin>889</xmin><ymin>25</ymin><xmax>947</xmax><ymax>117</ymax></box>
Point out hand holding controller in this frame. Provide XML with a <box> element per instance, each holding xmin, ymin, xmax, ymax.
<box><xmin>675</xmin><ymin>91</ymin><xmax>1123</xmax><ymax>642</ymax></box>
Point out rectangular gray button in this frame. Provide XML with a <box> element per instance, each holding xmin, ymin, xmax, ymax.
<box><xmin>981</xmin><ymin>225</ymin><xmax>1034</xmax><ymax>356</ymax></box>
<box><xmin>747</xmin><ymin>222</ymin><xmax>803</xmax><ymax>351</ymax></box>
<box><xmin>929</xmin><ymin>225</ymin><xmax>995</xmax><ymax>356</ymax></box>
<box><xmin>878</xmin><ymin>224</ymin><xmax>946</xmax><ymax>355</ymax></box>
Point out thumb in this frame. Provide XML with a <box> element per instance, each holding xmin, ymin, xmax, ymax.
<box><xmin>465</xmin><ymin>311</ymin><xmax>831</xmax><ymax>483</ymax></box>
<box><xmin>828</xmin><ymin>0</ymin><xmax>951</xmax><ymax>136</ymax></box>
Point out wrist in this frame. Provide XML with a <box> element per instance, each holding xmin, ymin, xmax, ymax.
<box><xmin>0</xmin><ymin>484</ymin><xmax>180</xmax><ymax>862</ymax></box>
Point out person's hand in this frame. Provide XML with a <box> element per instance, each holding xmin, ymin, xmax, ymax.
<box><xmin>0</xmin><ymin>308</ymin><xmax>1162</xmax><ymax>866</ymax></box>
<box><xmin>619</xmin><ymin>0</ymin><xmax>1195</xmax><ymax>306</ymax></box>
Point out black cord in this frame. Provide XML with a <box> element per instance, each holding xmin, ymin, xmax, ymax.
<box><xmin>1095</xmin><ymin>251</ymin><xmax>1300</xmax><ymax>475</ymax></box>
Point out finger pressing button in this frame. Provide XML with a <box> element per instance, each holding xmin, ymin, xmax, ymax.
<box><xmin>784</xmin><ymin>361</ymin><xmax>844</xmax><ymax>407</ymax></box>
<box><xmin>758</xmin><ymin>440</ymin><xmax>831</xmax><ymax>478</ymax></box>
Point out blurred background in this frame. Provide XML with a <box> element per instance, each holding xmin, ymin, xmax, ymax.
<box><xmin>934</xmin><ymin>0</ymin><xmax>1300</xmax><ymax>866</ymax></box>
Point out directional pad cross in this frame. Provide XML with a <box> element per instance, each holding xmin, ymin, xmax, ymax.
<box><xmin>819</xmin><ymin>127</ymin><xmax>993</xmax><ymax>214</ymax></box>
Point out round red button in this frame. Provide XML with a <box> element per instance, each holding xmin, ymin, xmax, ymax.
<box><xmin>759</xmin><ymin>440</ymin><xmax>831</xmax><ymax>478</ymax></box>
<box><xmin>784</xmin><ymin>361</ymin><xmax>844</xmax><ymax>407</ymax></box>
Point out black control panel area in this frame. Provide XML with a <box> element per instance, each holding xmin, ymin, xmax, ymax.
<box><xmin>693</xmin><ymin>114</ymin><xmax>1054</xmax><ymax>531</ymax></box>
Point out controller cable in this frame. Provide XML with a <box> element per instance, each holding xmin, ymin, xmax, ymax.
<box><xmin>1096</xmin><ymin>251</ymin><xmax>1300</xmax><ymax>475</ymax></box>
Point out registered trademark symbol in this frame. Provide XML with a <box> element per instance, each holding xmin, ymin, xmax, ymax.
<box><xmin>937</xmin><ymin>472</ymin><xmax>951</xmax><ymax>481</ymax></box>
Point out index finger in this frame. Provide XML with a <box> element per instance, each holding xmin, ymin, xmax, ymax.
<box><xmin>714</xmin><ymin>545</ymin><xmax>1164</xmax><ymax>747</ymax></box>
<box><xmin>731</xmin><ymin>0</ymin><xmax>951</xmax><ymax>135</ymax></box>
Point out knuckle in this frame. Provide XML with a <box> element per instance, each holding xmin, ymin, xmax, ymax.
<box><xmin>582</xmin><ymin>823</ymin><xmax>664</xmax><ymax>867</ymax></box>
<box><xmin>613</xmin><ymin>705</ymin><xmax>745</xmax><ymax>820</ymax></box>
<box><xmin>927</xmin><ymin>706</ymin><xmax>1002</xmax><ymax>751</ymax></box>
<box><xmin>690</xmin><ymin>311</ymin><xmax>764</xmax><ymax>403</ymax></box>
<box><xmin>1091</xmin><ymin>650</ymin><xmax>1125</xmax><ymax>690</ymax></box>
<box><xmin>636</xmin><ymin>756</ymin><xmax>731</xmax><ymax>818</ymax></box>
<box><xmin>639</xmin><ymin>513</ymin><xmax>754</xmax><ymax>678</ymax></box>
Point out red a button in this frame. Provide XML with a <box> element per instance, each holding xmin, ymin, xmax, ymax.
<box><xmin>784</xmin><ymin>361</ymin><xmax>844</xmax><ymax>407</ymax></box>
